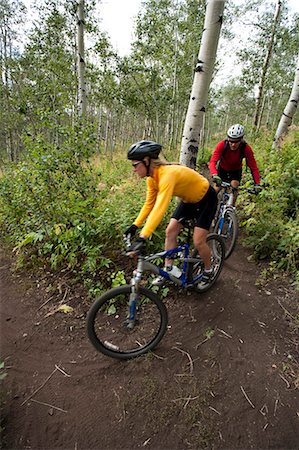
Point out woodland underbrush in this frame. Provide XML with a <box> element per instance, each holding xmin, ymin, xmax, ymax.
<box><xmin>238</xmin><ymin>130</ymin><xmax>299</xmax><ymax>286</ymax></box>
<box><xmin>0</xmin><ymin>127</ymin><xmax>298</xmax><ymax>295</ymax></box>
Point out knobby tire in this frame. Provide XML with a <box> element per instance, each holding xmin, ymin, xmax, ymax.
<box><xmin>215</xmin><ymin>209</ymin><xmax>238</xmax><ymax>259</ymax></box>
<box><xmin>87</xmin><ymin>285</ymin><xmax>168</xmax><ymax>360</ymax></box>
<box><xmin>189</xmin><ymin>233</ymin><xmax>225</xmax><ymax>293</ymax></box>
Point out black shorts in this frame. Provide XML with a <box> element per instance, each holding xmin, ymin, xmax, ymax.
<box><xmin>171</xmin><ymin>186</ymin><xmax>218</xmax><ymax>231</ymax></box>
<box><xmin>218</xmin><ymin>166</ymin><xmax>242</xmax><ymax>183</ymax></box>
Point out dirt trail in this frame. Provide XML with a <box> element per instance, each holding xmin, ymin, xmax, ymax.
<box><xmin>0</xmin><ymin>240</ymin><xmax>298</xmax><ymax>450</ymax></box>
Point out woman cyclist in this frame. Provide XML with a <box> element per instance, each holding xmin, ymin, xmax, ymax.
<box><xmin>124</xmin><ymin>140</ymin><xmax>218</xmax><ymax>287</ymax></box>
<box><xmin>209</xmin><ymin>124</ymin><xmax>261</xmax><ymax>205</ymax></box>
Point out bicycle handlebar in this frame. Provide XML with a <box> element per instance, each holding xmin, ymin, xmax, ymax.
<box><xmin>219</xmin><ymin>181</ymin><xmax>263</xmax><ymax>195</ymax></box>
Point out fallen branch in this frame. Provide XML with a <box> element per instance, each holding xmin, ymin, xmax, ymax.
<box><xmin>151</xmin><ymin>352</ymin><xmax>165</xmax><ymax>360</ymax></box>
<box><xmin>21</xmin><ymin>364</ymin><xmax>71</xmax><ymax>406</ymax></box>
<box><xmin>172</xmin><ymin>396</ymin><xmax>199</xmax><ymax>409</ymax></box>
<box><xmin>209</xmin><ymin>406</ymin><xmax>221</xmax><ymax>415</ymax></box>
<box><xmin>61</xmin><ymin>288</ymin><xmax>69</xmax><ymax>303</ymax></box>
<box><xmin>37</xmin><ymin>295</ymin><xmax>55</xmax><ymax>311</ymax></box>
<box><xmin>55</xmin><ymin>364</ymin><xmax>71</xmax><ymax>377</ymax></box>
<box><xmin>31</xmin><ymin>398</ymin><xmax>67</xmax><ymax>413</ymax></box>
<box><xmin>259</xmin><ymin>403</ymin><xmax>268</xmax><ymax>416</ymax></box>
<box><xmin>217</xmin><ymin>328</ymin><xmax>232</xmax><ymax>339</ymax></box>
<box><xmin>277</xmin><ymin>299</ymin><xmax>296</xmax><ymax>320</ymax></box>
<box><xmin>172</xmin><ymin>396</ymin><xmax>199</xmax><ymax>402</ymax></box>
<box><xmin>279</xmin><ymin>373</ymin><xmax>290</xmax><ymax>389</ymax></box>
<box><xmin>196</xmin><ymin>337</ymin><xmax>209</xmax><ymax>349</ymax></box>
<box><xmin>172</xmin><ymin>347</ymin><xmax>194</xmax><ymax>375</ymax></box>
<box><xmin>21</xmin><ymin>367</ymin><xmax>58</xmax><ymax>406</ymax></box>
<box><xmin>240</xmin><ymin>385</ymin><xmax>255</xmax><ymax>408</ymax></box>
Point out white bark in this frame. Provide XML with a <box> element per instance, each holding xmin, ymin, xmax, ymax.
<box><xmin>254</xmin><ymin>0</ymin><xmax>282</xmax><ymax>130</ymax></box>
<box><xmin>77</xmin><ymin>0</ymin><xmax>87</xmax><ymax>117</ymax></box>
<box><xmin>180</xmin><ymin>0</ymin><xmax>225</xmax><ymax>168</ymax></box>
<box><xmin>272</xmin><ymin>54</ymin><xmax>299</xmax><ymax>149</ymax></box>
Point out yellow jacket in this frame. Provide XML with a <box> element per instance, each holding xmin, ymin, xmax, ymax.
<box><xmin>134</xmin><ymin>164</ymin><xmax>209</xmax><ymax>238</ymax></box>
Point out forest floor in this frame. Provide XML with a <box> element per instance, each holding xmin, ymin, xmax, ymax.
<box><xmin>0</xmin><ymin>236</ymin><xmax>298</xmax><ymax>450</ymax></box>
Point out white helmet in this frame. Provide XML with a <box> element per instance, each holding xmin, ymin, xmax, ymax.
<box><xmin>227</xmin><ymin>124</ymin><xmax>245</xmax><ymax>139</ymax></box>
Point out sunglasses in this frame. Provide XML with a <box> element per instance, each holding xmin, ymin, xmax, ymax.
<box><xmin>228</xmin><ymin>139</ymin><xmax>241</xmax><ymax>144</ymax></box>
<box><xmin>132</xmin><ymin>161</ymin><xmax>143</xmax><ymax>168</ymax></box>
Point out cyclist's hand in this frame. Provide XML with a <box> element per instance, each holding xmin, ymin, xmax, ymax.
<box><xmin>126</xmin><ymin>237</ymin><xmax>146</xmax><ymax>256</ymax></box>
<box><xmin>123</xmin><ymin>224</ymin><xmax>138</xmax><ymax>239</ymax></box>
<box><xmin>212</xmin><ymin>175</ymin><xmax>222</xmax><ymax>187</ymax></box>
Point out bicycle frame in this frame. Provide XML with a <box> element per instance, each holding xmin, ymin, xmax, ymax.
<box><xmin>216</xmin><ymin>182</ymin><xmax>259</xmax><ymax>227</ymax></box>
<box><xmin>215</xmin><ymin>183</ymin><xmax>236</xmax><ymax>234</ymax></box>
<box><xmin>130</xmin><ymin>244</ymin><xmax>203</xmax><ymax>290</ymax></box>
<box><xmin>126</xmin><ymin>244</ymin><xmax>202</xmax><ymax>326</ymax></box>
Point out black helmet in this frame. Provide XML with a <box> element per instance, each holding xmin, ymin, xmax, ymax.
<box><xmin>127</xmin><ymin>140</ymin><xmax>162</xmax><ymax>161</ymax></box>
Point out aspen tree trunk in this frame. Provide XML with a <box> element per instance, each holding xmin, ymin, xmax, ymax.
<box><xmin>180</xmin><ymin>0</ymin><xmax>225</xmax><ymax>168</ymax></box>
<box><xmin>169</xmin><ymin>21</ymin><xmax>179</xmax><ymax>147</ymax></box>
<box><xmin>257</xmin><ymin>93</ymin><xmax>267</xmax><ymax>130</ymax></box>
<box><xmin>105</xmin><ymin>111</ymin><xmax>110</xmax><ymax>153</ymax></box>
<box><xmin>272</xmin><ymin>54</ymin><xmax>299</xmax><ymax>149</ymax></box>
<box><xmin>253</xmin><ymin>0</ymin><xmax>281</xmax><ymax>130</ymax></box>
<box><xmin>2</xmin><ymin>21</ymin><xmax>15</xmax><ymax>161</ymax></box>
<box><xmin>77</xmin><ymin>0</ymin><xmax>87</xmax><ymax>117</ymax></box>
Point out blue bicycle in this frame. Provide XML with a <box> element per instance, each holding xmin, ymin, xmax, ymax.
<box><xmin>87</xmin><ymin>220</ymin><xmax>225</xmax><ymax>360</ymax></box>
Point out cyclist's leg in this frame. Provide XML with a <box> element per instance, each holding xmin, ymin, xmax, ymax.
<box><xmin>231</xmin><ymin>179</ymin><xmax>240</xmax><ymax>206</ymax></box>
<box><xmin>231</xmin><ymin>170</ymin><xmax>241</xmax><ymax>205</ymax></box>
<box><xmin>219</xmin><ymin>169</ymin><xmax>242</xmax><ymax>206</ymax></box>
<box><xmin>193</xmin><ymin>227</ymin><xmax>210</xmax><ymax>269</ymax></box>
<box><xmin>152</xmin><ymin>214</ymin><xmax>183</xmax><ymax>285</ymax></box>
<box><xmin>193</xmin><ymin>186</ymin><xmax>218</xmax><ymax>272</ymax></box>
<box><xmin>164</xmin><ymin>218</ymin><xmax>183</xmax><ymax>266</ymax></box>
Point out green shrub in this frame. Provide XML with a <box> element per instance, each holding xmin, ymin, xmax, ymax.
<box><xmin>239</xmin><ymin>129</ymin><xmax>299</xmax><ymax>280</ymax></box>
<box><xmin>1</xmin><ymin>125</ymin><xmax>298</xmax><ymax>289</ymax></box>
<box><xmin>0</xmin><ymin>127</ymin><xmax>168</xmax><ymax>289</ymax></box>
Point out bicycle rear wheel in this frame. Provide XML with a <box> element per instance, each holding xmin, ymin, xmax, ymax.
<box><xmin>87</xmin><ymin>285</ymin><xmax>168</xmax><ymax>360</ymax></box>
<box><xmin>214</xmin><ymin>209</ymin><xmax>238</xmax><ymax>259</ymax></box>
<box><xmin>188</xmin><ymin>234</ymin><xmax>225</xmax><ymax>293</ymax></box>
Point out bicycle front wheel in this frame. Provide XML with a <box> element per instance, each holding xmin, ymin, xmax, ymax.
<box><xmin>189</xmin><ymin>234</ymin><xmax>225</xmax><ymax>293</ymax></box>
<box><xmin>215</xmin><ymin>209</ymin><xmax>238</xmax><ymax>259</ymax></box>
<box><xmin>86</xmin><ymin>285</ymin><xmax>168</xmax><ymax>360</ymax></box>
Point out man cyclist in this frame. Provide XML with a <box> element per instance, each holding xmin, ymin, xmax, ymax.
<box><xmin>124</xmin><ymin>140</ymin><xmax>218</xmax><ymax>287</ymax></box>
<box><xmin>209</xmin><ymin>124</ymin><xmax>261</xmax><ymax>205</ymax></box>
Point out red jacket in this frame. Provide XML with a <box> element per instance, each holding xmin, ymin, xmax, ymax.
<box><xmin>209</xmin><ymin>140</ymin><xmax>260</xmax><ymax>184</ymax></box>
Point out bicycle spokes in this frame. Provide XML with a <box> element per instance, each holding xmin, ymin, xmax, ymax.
<box><xmin>88</xmin><ymin>286</ymin><xmax>167</xmax><ymax>358</ymax></box>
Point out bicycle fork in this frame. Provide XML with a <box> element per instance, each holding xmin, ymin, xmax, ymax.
<box><xmin>126</xmin><ymin>265</ymin><xmax>143</xmax><ymax>329</ymax></box>
<box><xmin>218</xmin><ymin>205</ymin><xmax>234</xmax><ymax>237</ymax></box>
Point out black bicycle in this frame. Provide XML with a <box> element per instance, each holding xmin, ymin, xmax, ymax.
<box><xmin>87</xmin><ymin>220</ymin><xmax>225</xmax><ymax>360</ymax></box>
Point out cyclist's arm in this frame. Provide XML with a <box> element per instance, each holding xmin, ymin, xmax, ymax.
<box><xmin>209</xmin><ymin>141</ymin><xmax>225</xmax><ymax>175</ymax></box>
<box><xmin>244</xmin><ymin>145</ymin><xmax>261</xmax><ymax>184</ymax></box>
<box><xmin>140</xmin><ymin>182</ymin><xmax>174</xmax><ymax>238</ymax></box>
<box><xmin>134</xmin><ymin>178</ymin><xmax>157</xmax><ymax>228</ymax></box>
